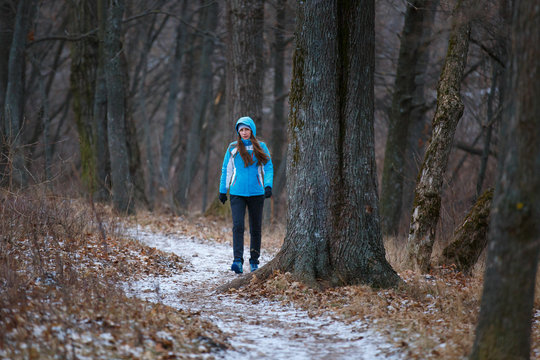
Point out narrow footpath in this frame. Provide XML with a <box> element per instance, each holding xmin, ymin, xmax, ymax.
<box><xmin>124</xmin><ymin>227</ymin><xmax>404</xmax><ymax>360</ymax></box>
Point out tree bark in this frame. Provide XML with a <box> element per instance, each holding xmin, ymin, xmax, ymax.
<box><xmin>159</xmin><ymin>1</ymin><xmax>187</xmax><ymax>209</ymax></box>
<box><xmin>3</xmin><ymin>0</ymin><xmax>37</xmax><ymax>188</ymax></box>
<box><xmin>176</xmin><ymin>1</ymin><xmax>218</xmax><ymax>211</ymax></box>
<box><xmin>224</xmin><ymin>0</ymin><xmax>400</xmax><ymax>290</ymax></box>
<box><xmin>133</xmin><ymin>14</ymin><xmax>159</xmax><ymax>207</ymax></box>
<box><xmin>202</xmin><ymin>71</ymin><xmax>226</xmax><ymax>213</ymax></box>
<box><xmin>380</xmin><ymin>0</ymin><xmax>437</xmax><ymax>236</ymax></box>
<box><xmin>0</xmin><ymin>0</ymin><xmax>15</xmax><ymax>119</ymax></box>
<box><xmin>0</xmin><ymin>0</ymin><xmax>15</xmax><ymax>185</ymax></box>
<box><xmin>269</xmin><ymin>0</ymin><xmax>288</xmax><ymax>220</ymax></box>
<box><xmin>93</xmin><ymin>0</ymin><xmax>110</xmax><ymax>201</ymax></box>
<box><xmin>406</xmin><ymin>0</ymin><xmax>471</xmax><ymax>273</ymax></box>
<box><xmin>69</xmin><ymin>0</ymin><xmax>100</xmax><ymax>195</ymax></box>
<box><xmin>440</xmin><ymin>188</ymin><xmax>492</xmax><ymax>273</ymax></box>
<box><xmin>225</xmin><ymin>0</ymin><xmax>264</xmax><ymax>124</ymax></box>
<box><xmin>469</xmin><ymin>0</ymin><xmax>540</xmax><ymax>358</ymax></box>
<box><xmin>104</xmin><ymin>0</ymin><xmax>133</xmax><ymax>214</ymax></box>
<box><xmin>475</xmin><ymin>59</ymin><xmax>502</xmax><ymax>200</ymax></box>
<box><xmin>399</xmin><ymin>0</ymin><xmax>438</xmax><ymax>234</ymax></box>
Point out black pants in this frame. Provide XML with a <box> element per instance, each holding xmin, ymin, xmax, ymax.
<box><xmin>230</xmin><ymin>195</ymin><xmax>265</xmax><ymax>264</ymax></box>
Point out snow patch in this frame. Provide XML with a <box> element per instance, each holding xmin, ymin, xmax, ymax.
<box><xmin>124</xmin><ymin>226</ymin><xmax>405</xmax><ymax>360</ymax></box>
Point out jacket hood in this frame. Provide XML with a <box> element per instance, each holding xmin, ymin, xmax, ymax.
<box><xmin>235</xmin><ymin>116</ymin><xmax>256</xmax><ymax>137</ymax></box>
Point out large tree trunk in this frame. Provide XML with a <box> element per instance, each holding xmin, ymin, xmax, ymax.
<box><xmin>225</xmin><ymin>0</ymin><xmax>264</xmax><ymax>124</ymax></box>
<box><xmin>69</xmin><ymin>0</ymin><xmax>100</xmax><ymax>195</ymax></box>
<box><xmin>469</xmin><ymin>0</ymin><xmax>540</xmax><ymax>358</ymax></box>
<box><xmin>380</xmin><ymin>0</ymin><xmax>437</xmax><ymax>237</ymax></box>
<box><xmin>3</xmin><ymin>0</ymin><xmax>37</xmax><ymax>188</ymax></box>
<box><xmin>440</xmin><ymin>188</ymin><xmax>492</xmax><ymax>273</ymax></box>
<box><xmin>176</xmin><ymin>1</ymin><xmax>218</xmax><ymax>211</ymax></box>
<box><xmin>225</xmin><ymin>0</ymin><xmax>400</xmax><ymax>290</ymax></box>
<box><xmin>104</xmin><ymin>0</ymin><xmax>133</xmax><ymax>214</ymax></box>
<box><xmin>406</xmin><ymin>0</ymin><xmax>471</xmax><ymax>273</ymax></box>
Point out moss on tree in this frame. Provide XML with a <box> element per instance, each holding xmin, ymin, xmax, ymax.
<box><xmin>441</xmin><ymin>188</ymin><xmax>493</xmax><ymax>273</ymax></box>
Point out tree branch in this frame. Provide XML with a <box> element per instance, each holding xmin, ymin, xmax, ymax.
<box><xmin>454</xmin><ymin>141</ymin><xmax>496</xmax><ymax>157</ymax></box>
<box><xmin>471</xmin><ymin>38</ymin><xmax>505</xmax><ymax>68</ymax></box>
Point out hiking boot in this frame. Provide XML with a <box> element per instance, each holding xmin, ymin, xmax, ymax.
<box><xmin>231</xmin><ymin>260</ymin><xmax>243</xmax><ymax>274</ymax></box>
<box><xmin>250</xmin><ymin>263</ymin><xmax>258</xmax><ymax>272</ymax></box>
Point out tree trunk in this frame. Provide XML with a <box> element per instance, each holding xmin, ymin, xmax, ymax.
<box><xmin>69</xmin><ymin>0</ymin><xmax>100</xmax><ymax>194</ymax></box>
<box><xmin>3</xmin><ymin>0</ymin><xmax>37</xmax><ymax>188</ymax></box>
<box><xmin>380</xmin><ymin>0</ymin><xmax>437</xmax><ymax>236</ymax></box>
<box><xmin>406</xmin><ymin>0</ymin><xmax>471</xmax><ymax>273</ymax></box>
<box><xmin>225</xmin><ymin>0</ymin><xmax>264</xmax><ymax>124</ymax></box>
<box><xmin>202</xmin><ymin>72</ymin><xmax>226</xmax><ymax>213</ymax></box>
<box><xmin>475</xmin><ymin>59</ymin><xmax>502</xmax><ymax>200</ymax></box>
<box><xmin>176</xmin><ymin>1</ymin><xmax>218</xmax><ymax>211</ymax></box>
<box><xmin>104</xmin><ymin>0</ymin><xmax>133</xmax><ymax>214</ymax></box>
<box><xmin>469</xmin><ymin>0</ymin><xmax>540</xmax><ymax>358</ymax></box>
<box><xmin>400</xmin><ymin>0</ymin><xmax>438</xmax><ymax>234</ymax></box>
<box><xmin>93</xmin><ymin>0</ymin><xmax>110</xmax><ymax>201</ymax></box>
<box><xmin>0</xmin><ymin>0</ymin><xmax>15</xmax><ymax>119</ymax></box>
<box><xmin>35</xmin><ymin>61</ymin><xmax>52</xmax><ymax>183</ymax></box>
<box><xmin>269</xmin><ymin>0</ymin><xmax>287</xmax><ymax>220</ymax></box>
<box><xmin>124</xmin><ymin>62</ymin><xmax>147</xmax><ymax>208</ymax></box>
<box><xmin>440</xmin><ymin>188</ymin><xmax>492</xmax><ymax>273</ymax></box>
<box><xmin>225</xmin><ymin>0</ymin><xmax>400</xmax><ymax>290</ymax></box>
<box><xmin>0</xmin><ymin>0</ymin><xmax>15</xmax><ymax>185</ymax></box>
<box><xmin>133</xmin><ymin>14</ymin><xmax>159</xmax><ymax>207</ymax></box>
<box><xmin>159</xmin><ymin>8</ymin><xmax>187</xmax><ymax>209</ymax></box>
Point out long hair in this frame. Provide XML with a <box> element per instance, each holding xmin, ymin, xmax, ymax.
<box><xmin>237</xmin><ymin>134</ymin><xmax>269</xmax><ymax>167</ymax></box>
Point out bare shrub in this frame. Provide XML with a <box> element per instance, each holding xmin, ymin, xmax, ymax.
<box><xmin>0</xmin><ymin>191</ymin><xmax>227</xmax><ymax>358</ymax></box>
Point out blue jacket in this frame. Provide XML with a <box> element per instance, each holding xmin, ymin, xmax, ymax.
<box><xmin>219</xmin><ymin>117</ymin><xmax>273</xmax><ymax>196</ymax></box>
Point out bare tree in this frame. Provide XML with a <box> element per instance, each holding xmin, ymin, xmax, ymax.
<box><xmin>0</xmin><ymin>0</ymin><xmax>15</xmax><ymax>119</ymax></box>
<box><xmin>104</xmin><ymin>0</ymin><xmax>133</xmax><ymax>213</ymax></box>
<box><xmin>469</xmin><ymin>0</ymin><xmax>540</xmax><ymax>357</ymax></box>
<box><xmin>69</xmin><ymin>0</ymin><xmax>100</xmax><ymax>195</ymax></box>
<box><xmin>225</xmin><ymin>0</ymin><xmax>264</xmax><ymax>123</ymax></box>
<box><xmin>93</xmin><ymin>0</ymin><xmax>110</xmax><ymax>201</ymax></box>
<box><xmin>176</xmin><ymin>1</ymin><xmax>219</xmax><ymax>211</ymax></box>
<box><xmin>0</xmin><ymin>0</ymin><xmax>16</xmax><ymax>183</ymax></box>
<box><xmin>224</xmin><ymin>0</ymin><xmax>400</xmax><ymax>290</ymax></box>
<box><xmin>269</xmin><ymin>0</ymin><xmax>289</xmax><ymax>220</ymax></box>
<box><xmin>159</xmin><ymin>1</ymin><xmax>188</xmax><ymax>209</ymax></box>
<box><xmin>406</xmin><ymin>0</ymin><xmax>471</xmax><ymax>272</ymax></box>
<box><xmin>380</xmin><ymin>0</ymin><xmax>438</xmax><ymax>236</ymax></box>
<box><xmin>3</xmin><ymin>0</ymin><xmax>37</xmax><ymax>188</ymax></box>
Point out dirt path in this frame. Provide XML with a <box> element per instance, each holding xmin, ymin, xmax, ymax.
<box><xmin>124</xmin><ymin>227</ymin><xmax>404</xmax><ymax>359</ymax></box>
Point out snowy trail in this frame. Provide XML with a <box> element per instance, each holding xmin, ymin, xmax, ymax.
<box><xmin>124</xmin><ymin>226</ymin><xmax>404</xmax><ymax>360</ymax></box>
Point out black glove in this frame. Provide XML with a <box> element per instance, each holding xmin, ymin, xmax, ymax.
<box><xmin>219</xmin><ymin>193</ymin><xmax>227</xmax><ymax>204</ymax></box>
<box><xmin>264</xmin><ymin>186</ymin><xmax>272</xmax><ymax>199</ymax></box>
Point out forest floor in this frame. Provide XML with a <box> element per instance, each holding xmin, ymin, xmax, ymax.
<box><xmin>1</xmin><ymin>194</ymin><xmax>539</xmax><ymax>359</ymax></box>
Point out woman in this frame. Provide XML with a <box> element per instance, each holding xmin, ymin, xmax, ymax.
<box><xmin>219</xmin><ymin>116</ymin><xmax>273</xmax><ymax>274</ymax></box>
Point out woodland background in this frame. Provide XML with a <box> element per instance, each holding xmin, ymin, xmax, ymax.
<box><xmin>0</xmin><ymin>0</ymin><xmax>500</xmax><ymax>241</ymax></box>
<box><xmin>1</xmin><ymin>0</ymin><xmax>538</xmax><ymax>359</ymax></box>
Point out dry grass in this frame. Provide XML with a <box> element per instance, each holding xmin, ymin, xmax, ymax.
<box><xmin>7</xmin><ymin>199</ymin><xmax>536</xmax><ymax>360</ymax></box>
<box><xmin>0</xmin><ymin>191</ymin><xmax>228</xmax><ymax>359</ymax></box>
<box><xmin>135</xmin><ymin>212</ymin><xmax>538</xmax><ymax>360</ymax></box>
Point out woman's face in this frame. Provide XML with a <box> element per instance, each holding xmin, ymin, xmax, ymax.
<box><xmin>239</xmin><ymin>127</ymin><xmax>252</xmax><ymax>140</ymax></box>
